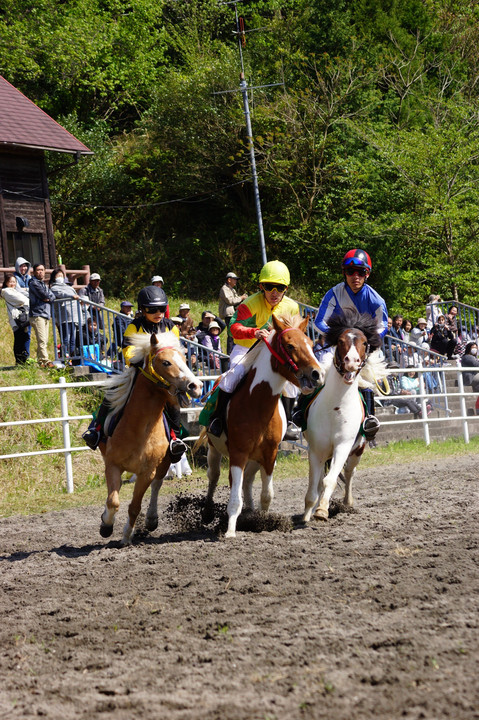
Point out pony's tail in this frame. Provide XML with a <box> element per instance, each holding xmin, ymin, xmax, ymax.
<box><xmin>192</xmin><ymin>427</ymin><xmax>209</xmax><ymax>455</ymax></box>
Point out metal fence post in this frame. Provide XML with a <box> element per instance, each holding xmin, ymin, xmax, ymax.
<box><xmin>418</xmin><ymin>366</ymin><xmax>430</xmax><ymax>446</ymax></box>
<box><xmin>456</xmin><ymin>364</ymin><xmax>470</xmax><ymax>444</ymax></box>
<box><xmin>59</xmin><ymin>376</ymin><xmax>74</xmax><ymax>493</ymax></box>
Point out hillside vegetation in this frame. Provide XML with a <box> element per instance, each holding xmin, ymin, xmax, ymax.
<box><xmin>2</xmin><ymin>1</ymin><xmax>479</xmax><ymax>315</ymax></box>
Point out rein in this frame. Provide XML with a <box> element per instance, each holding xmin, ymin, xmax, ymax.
<box><xmin>262</xmin><ymin>328</ymin><xmax>300</xmax><ymax>373</ymax></box>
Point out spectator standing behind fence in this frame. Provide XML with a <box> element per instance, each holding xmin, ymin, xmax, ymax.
<box><xmin>389</xmin><ymin>315</ymin><xmax>405</xmax><ymax>362</ymax></box>
<box><xmin>49</xmin><ymin>267</ymin><xmax>82</xmax><ymax>360</ymax></box>
<box><xmin>79</xmin><ymin>272</ymin><xmax>105</xmax><ymax>329</ymax></box>
<box><xmin>218</xmin><ymin>272</ymin><xmax>247</xmax><ymax>355</ymax></box>
<box><xmin>200</xmin><ymin>320</ymin><xmax>222</xmax><ymax>370</ymax></box>
<box><xmin>196</xmin><ymin>310</ymin><xmax>226</xmax><ymax>341</ymax></box>
<box><xmin>14</xmin><ymin>256</ymin><xmax>32</xmax><ymax>288</ymax></box>
<box><xmin>13</xmin><ymin>256</ymin><xmax>32</xmax><ymax>355</ymax></box>
<box><xmin>461</xmin><ymin>341</ymin><xmax>479</xmax><ymax>415</ymax></box>
<box><xmin>178</xmin><ymin>303</ymin><xmax>196</xmax><ymax>340</ymax></box>
<box><xmin>107</xmin><ymin>301</ymin><xmax>133</xmax><ymax>362</ymax></box>
<box><xmin>29</xmin><ymin>263</ymin><xmax>56</xmax><ymax>368</ymax></box>
<box><xmin>426</xmin><ymin>294</ymin><xmax>443</xmax><ymax>330</ymax></box>
<box><xmin>429</xmin><ymin>314</ymin><xmax>456</xmax><ymax>359</ymax></box>
<box><xmin>1</xmin><ymin>272</ymin><xmax>30</xmax><ymax>364</ymax></box>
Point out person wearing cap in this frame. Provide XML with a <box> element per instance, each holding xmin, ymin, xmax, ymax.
<box><xmin>79</xmin><ymin>272</ymin><xmax>106</xmax><ymax>330</ymax></box>
<box><xmin>208</xmin><ymin>260</ymin><xmax>300</xmax><ymax>438</ymax></box>
<box><xmin>196</xmin><ymin>310</ymin><xmax>225</xmax><ymax>342</ymax></box>
<box><xmin>151</xmin><ymin>275</ymin><xmax>164</xmax><ymax>287</ymax></box>
<box><xmin>411</xmin><ymin>318</ymin><xmax>430</xmax><ymax>350</ymax></box>
<box><xmin>218</xmin><ymin>272</ymin><xmax>247</xmax><ymax>355</ymax></box>
<box><xmin>177</xmin><ymin>303</ymin><xmax>196</xmax><ymax>340</ymax></box>
<box><xmin>200</xmin><ymin>320</ymin><xmax>223</xmax><ymax>370</ymax></box>
<box><xmin>83</xmin><ymin>286</ymin><xmax>187</xmax><ymax>462</ymax></box>
<box><xmin>109</xmin><ymin>301</ymin><xmax>134</xmax><ymax>360</ymax></box>
<box><xmin>312</xmin><ymin>249</ymin><xmax>388</xmax><ymax>443</ymax></box>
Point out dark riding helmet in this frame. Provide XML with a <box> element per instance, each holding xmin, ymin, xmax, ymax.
<box><xmin>137</xmin><ymin>285</ymin><xmax>168</xmax><ymax>310</ymax></box>
<box><xmin>341</xmin><ymin>249</ymin><xmax>372</xmax><ymax>272</ymax></box>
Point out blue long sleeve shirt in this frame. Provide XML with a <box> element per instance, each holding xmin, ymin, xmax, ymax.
<box><xmin>314</xmin><ymin>281</ymin><xmax>388</xmax><ymax>337</ymax></box>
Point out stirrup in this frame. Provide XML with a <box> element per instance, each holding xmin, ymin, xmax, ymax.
<box><xmin>208</xmin><ymin>417</ymin><xmax>224</xmax><ymax>437</ymax></box>
<box><xmin>362</xmin><ymin>415</ymin><xmax>380</xmax><ymax>440</ymax></box>
<box><xmin>82</xmin><ymin>428</ymin><xmax>102</xmax><ymax>451</ymax></box>
<box><xmin>169</xmin><ymin>437</ymin><xmax>187</xmax><ymax>462</ymax></box>
<box><xmin>284</xmin><ymin>421</ymin><xmax>300</xmax><ymax>441</ymax></box>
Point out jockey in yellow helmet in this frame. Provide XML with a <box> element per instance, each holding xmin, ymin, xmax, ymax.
<box><xmin>208</xmin><ymin>260</ymin><xmax>300</xmax><ymax>437</ymax></box>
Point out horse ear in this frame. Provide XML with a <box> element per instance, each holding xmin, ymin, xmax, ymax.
<box><xmin>151</xmin><ymin>333</ymin><xmax>159</xmax><ymax>348</ymax></box>
<box><xmin>272</xmin><ymin>314</ymin><xmax>285</xmax><ymax>333</ymax></box>
<box><xmin>298</xmin><ymin>316</ymin><xmax>309</xmax><ymax>333</ymax></box>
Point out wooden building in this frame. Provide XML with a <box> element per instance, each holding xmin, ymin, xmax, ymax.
<box><xmin>0</xmin><ymin>75</ymin><xmax>92</xmax><ymax>271</ymax></box>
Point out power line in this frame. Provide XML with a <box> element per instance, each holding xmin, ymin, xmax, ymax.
<box><xmin>1</xmin><ymin>178</ymin><xmax>251</xmax><ymax>210</ymax></box>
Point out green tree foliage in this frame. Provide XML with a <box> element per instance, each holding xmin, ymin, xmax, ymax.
<box><xmin>2</xmin><ymin>0</ymin><xmax>479</xmax><ymax>313</ymax></box>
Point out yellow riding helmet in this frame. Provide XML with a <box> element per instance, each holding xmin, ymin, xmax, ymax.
<box><xmin>259</xmin><ymin>260</ymin><xmax>290</xmax><ymax>286</ymax></box>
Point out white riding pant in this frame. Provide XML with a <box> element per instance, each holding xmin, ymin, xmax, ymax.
<box><xmin>219</xmin><ymin>343</ymin><xmax>298</xmax><ymax>398</ymax></box>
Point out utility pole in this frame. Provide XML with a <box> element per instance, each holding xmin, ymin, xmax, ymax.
<box><xmin>216</xmin><ymin>1</ymin><xmax>282</xmax><ymax>264</ymax></box>
<box><xmin>239</xmin><ymin>70</ymin><xmax>267</xmax><ymax>265</ymax></box>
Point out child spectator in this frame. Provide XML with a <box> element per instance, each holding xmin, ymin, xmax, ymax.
<box><xmin>200</xmin><ymin>320</ymin><xmax>222</xmax><ymax>370</ymax></box>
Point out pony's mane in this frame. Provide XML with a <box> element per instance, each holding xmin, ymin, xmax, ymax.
<box><xmin>126</xmin><ymin>331</ymin><xmax>181</xmax><ymax>365</ymax></box>
<box><xmin>325</xmin><ymin>308</ymin><xmax>382</xmax><ymax>350</ymax></box>
<box><xmin>103</xmin><ymin>332</ymin><xmax>181</xmax><ymax>434</ymax></box>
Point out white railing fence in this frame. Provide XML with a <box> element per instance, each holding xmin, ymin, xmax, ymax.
<box><xmin>0</xmin><ymin>367</ymin><xmax>477</xmax><ymax>493</ymax></box>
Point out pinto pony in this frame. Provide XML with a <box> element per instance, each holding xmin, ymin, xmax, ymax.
<box><xmin>303</xmin><ymin>309</ymin><xmax>388</xmax><ymax>522</ymax></box>
<box><xmin>98</xmin><ymin>332</ymin><xmax>202</xmax><ymax>545</ymax></box>
<box><xmin>203</xmin><ymin>313</ymin><xmax>324</xmax><ymax>538</ymax></box>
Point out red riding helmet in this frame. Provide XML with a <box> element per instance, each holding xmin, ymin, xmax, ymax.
<box><xmin>341</xmin><ymin>249</ymin><xmax>372</xmax><ymax>272</ymax></box>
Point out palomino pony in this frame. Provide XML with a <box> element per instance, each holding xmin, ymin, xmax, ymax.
<box><xmin>98</xmin><ymin>332</ymin><xmax>202</xmax><ymax>545</ymax></box>
<box><xmin>303</xmin><ymin>309</ymin><xmax>388</xmax><ymax>522</ymax></box>
<box><xmin>203</xmin><ymin>312</ymin><xmax>324</xmax><ymax>538</ymax></box>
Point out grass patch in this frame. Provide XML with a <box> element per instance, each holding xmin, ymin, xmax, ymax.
<box><xmin>1</xmin><ymin>297</ymin><xmax>479</xmax><ymax>518</ymax></box>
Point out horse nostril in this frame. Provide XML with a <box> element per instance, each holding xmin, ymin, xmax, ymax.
<box><xmin>311</xmin><ymin>369</ymin><xmax>320</xmax><ymax>382</ymax></box>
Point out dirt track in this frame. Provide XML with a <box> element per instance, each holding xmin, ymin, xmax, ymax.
<box><xmin>1</xmin><ymin>453</ymin><xmax>478</xmax><ymax>720</ymax></box>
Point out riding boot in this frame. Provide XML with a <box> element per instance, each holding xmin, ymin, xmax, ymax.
<box><xmin>164</xmin><ymin>403</ymin><xmax>189</xmax><ymax>461</ymax></box>
<box><xmin>208</xmin><ymin>388</ymin><xmax>232</xmax><ymax>437</ymax></box>
<box><xmin>82</xmin><ymin>399</ymin><xmax>109</xmax><ymax>450</ymax></box>
<box><xmin>362</xmin><ymin>415</ymin><xmax>381</xmax><ymax>441</ymax></box>
<box><xmin>282</xmin><ymin>396</ymin><xmax>300</xmax><ymax>441</ymax></box>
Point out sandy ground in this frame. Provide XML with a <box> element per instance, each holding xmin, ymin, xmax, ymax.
<box><xmin>1</xmin><ymin>453</ymin><xmax>478</xmax><ymax>720</ymax></box>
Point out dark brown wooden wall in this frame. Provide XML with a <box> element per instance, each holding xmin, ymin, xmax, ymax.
<box><xmin>0</xmin><ymin>149</ymin><xmax>55</xmax><ymax>267</ymax></box>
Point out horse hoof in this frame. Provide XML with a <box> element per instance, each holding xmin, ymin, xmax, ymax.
<box><xmin>313</xmin><ymin>509</ymin><xmax>328</xmax><ymax>521</ymax></box>
<box><xmin>100</xmin><ymin>523</ymin><xmax>114</xmax><ymax>538</ymax></box>
<box><xmin>224</xmin><ymin>530</ymin><xmax>236</xmax><ymax>539</ymax></box>
<box><xmin>144</xmin><ymin>516</ymin><xmax>158</xmax><ymax>532</ymax></box>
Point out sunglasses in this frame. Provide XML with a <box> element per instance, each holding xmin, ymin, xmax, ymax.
<box><xmin>345</xmin><ymin>267</ymin><xmax>368</xmax><ymax>277</ymax></box>
<box><xmin>262</xmin><ymin>282</ymin><xmax>287</xmax><ymax>292</ymax></box>
<box><xmin>144</xmin><ymin>305</ymin><xmax>166</xmax><ymax>314</ymax></box>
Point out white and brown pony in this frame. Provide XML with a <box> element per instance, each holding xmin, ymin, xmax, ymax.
<box><xmin>303</xmin><ymin>309</ymin><xmax>388</xmax><ymax>522</ymax></box>
<box><xmin>98</xmin><ymin>332</ymin><xmax>202</xmax><ymax>545</ymax></box>
<box><xmin>203</xmin><ymin>313</ymin><xmax>324</xmax><ymax>538</ymax></box>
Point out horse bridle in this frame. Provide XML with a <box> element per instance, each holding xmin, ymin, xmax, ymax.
<box><xmin>262</xmin><ymin>328</ymin><xmax>300</xmax><ymax>374</ymax></box>
<box><xmin>333</xmin><ymin>332</ymin><xmax>370</xmax><ymax>378</ymax></box>
<box><xmin>139</xmin><ymin>346</ymin><xmax>182</xmax><ymax>398</ymax></box>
